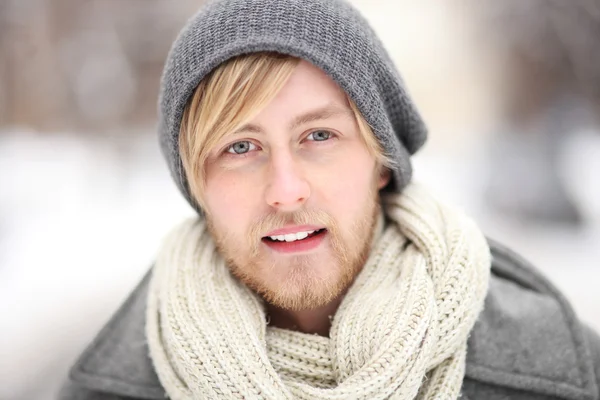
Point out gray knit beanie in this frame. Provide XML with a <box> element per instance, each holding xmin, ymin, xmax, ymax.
<box><xmin>158</xmin><ymin>0</ymin><xmax>427</xmax><ymax>211</ymax></box>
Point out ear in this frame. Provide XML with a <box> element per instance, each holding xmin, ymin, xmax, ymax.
<box><xmin>377</xmin><ymin>167</ymin><xmax>392</xmax><ymax>190</ymax></box>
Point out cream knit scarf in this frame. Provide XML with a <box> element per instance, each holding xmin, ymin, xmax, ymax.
<box><xmin>146</xmin><ymin>184</ymin><xmax>491</xmax><ymax>399</ymax></box>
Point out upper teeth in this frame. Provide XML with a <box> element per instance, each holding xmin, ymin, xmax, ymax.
<box><xmin>269</xmin><ymin>230</ymin><xmax>316</xmax><ymax>242</ymax></box>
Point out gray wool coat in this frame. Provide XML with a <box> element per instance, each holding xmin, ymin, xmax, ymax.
<box><xmin>59</xmin><ymin>240</ymin><xmax>600</xmax><ymax>400</ymax></box>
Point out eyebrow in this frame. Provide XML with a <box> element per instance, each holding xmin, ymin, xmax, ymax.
<box><xmin>232</xmin><ymin>103</ymin><xmax>354</xmax><ymax>135</ymax></box>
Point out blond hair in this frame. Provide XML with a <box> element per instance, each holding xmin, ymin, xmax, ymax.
<box><xmin>179</xmin><ymin>52</ymin><xmax>393</xmax><ymax>209</ymax></box>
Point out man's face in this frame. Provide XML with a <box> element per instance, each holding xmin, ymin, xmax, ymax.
<box><xmin>203</xmin><ymin>60</ymin><xmax>389</xmax><ymax>310</ymax></box>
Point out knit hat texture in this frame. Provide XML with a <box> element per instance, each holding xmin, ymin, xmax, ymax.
<box><xmin>158</xmin><ymin>0</ymin><xmax>428</xmax><ymax>210</ymax></box>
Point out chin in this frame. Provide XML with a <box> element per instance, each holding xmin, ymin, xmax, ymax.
<box><xmin>265</xmin><ymin>287</ymin><xmax>338</xmax><ymax>311</ymax></box>
<box><xmin>261</xmin><ymin>266</ymin><xmax>350</xmax><ymax>310</ymax></box>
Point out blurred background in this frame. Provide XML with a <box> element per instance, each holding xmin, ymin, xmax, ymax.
<box><xmin>1</xmin><ymin>1</ymin><xmax>599</xmax><ymax>399</ymax></box>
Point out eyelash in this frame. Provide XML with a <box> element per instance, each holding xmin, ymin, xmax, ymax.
<box><xmin>223</xmin><ymin>130</ymin><xmax>336</xmax><ymax>157</ymax></box>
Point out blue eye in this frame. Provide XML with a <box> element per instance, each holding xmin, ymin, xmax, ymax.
<box><xmin>307</xmin><ymin>130</ymin><xmax>332</xmax><ymax>141</ymax></box>
<box><xmin>226</xmin><ymin>141</ymin><xmax>257</xmax><ymax>155</ymax></box>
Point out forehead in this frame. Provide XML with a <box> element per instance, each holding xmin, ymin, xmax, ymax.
<box><xmin>270</xmin><ymin>60</ymin><xmax>350</xmax><ymax>110</ymax></box>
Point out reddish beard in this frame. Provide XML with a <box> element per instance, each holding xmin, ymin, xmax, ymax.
<box><xmin>205</xmin><ymin>196</ymin><xmax>381</xmax><ymax>311</ymax></box>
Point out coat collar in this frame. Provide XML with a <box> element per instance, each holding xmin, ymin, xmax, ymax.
<box><xmin>69</xmin><ymin>240</ymin><xmax>598</xmax><ymax>400</ymax></box>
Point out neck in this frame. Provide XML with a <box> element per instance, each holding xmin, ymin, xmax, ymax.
<box><xmin>266</xmin><ymin>296</ymin><xmax>344</xmax><ymax>337</ymax></box>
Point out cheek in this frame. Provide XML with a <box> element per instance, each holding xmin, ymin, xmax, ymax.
<box><xmin>316</xmin><ymin>152</ymin><xmax>377</xmax><ymax>213</ymax></box>
<box><xmin>204</xmin><ymin>173</ymin><xmax>256</xmax><ymax>232</ymax></box>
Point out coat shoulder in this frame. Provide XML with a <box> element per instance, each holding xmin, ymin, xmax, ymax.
<box><xmin>58</xmin><ymin>383</ymin><xmax>129</xmax><ymax>400</ymax></box>
<box><xmin>58</xmin><ymin>270</ymin><xmax>166</xmax><ymax>400</ymax></box>
<box><xmin>462</xmin><ymin>239</ymin><xmax>600</xmax><ymax>400</ymax></box>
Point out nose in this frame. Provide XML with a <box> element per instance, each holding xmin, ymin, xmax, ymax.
<box><xmin>264</xmin><ymin>151</ymin><xmax>311</xmax><ymax>211</ymax></box>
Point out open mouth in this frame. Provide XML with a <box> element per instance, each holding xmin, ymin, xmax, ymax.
<box><xmin>261</xmin><ymin>229</ymin><xmax>327</xmax><ymax>253</ymax></box>
<box><xmin>262</xmin><ymin>228</ymin><xmax>327</xmax><ymax>243</ymax></box>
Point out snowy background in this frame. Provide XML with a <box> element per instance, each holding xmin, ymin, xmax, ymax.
<box><xmin>1</xmin><ymin>1</ymin><xmax>599</xmax><ymax>399</ymax></box>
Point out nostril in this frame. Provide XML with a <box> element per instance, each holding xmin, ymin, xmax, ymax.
<box><xmin>264</xmin><ymin>177</ymin><xmax>311</xmax><ymax>209</ymax></box>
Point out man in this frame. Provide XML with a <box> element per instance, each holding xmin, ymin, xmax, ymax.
<box><xmin>60</xmin><ymin>0</ymin><xmax>600</xmax><ymax>399</ymax></box>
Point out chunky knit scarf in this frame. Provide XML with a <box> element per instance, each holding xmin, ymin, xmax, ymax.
<box><xmin>146</xmin><ymin>184</ymin><xmax>491</xmax><ymax>399</ymax></box>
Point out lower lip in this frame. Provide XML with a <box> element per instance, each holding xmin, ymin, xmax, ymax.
<box><xmin>263</xmin><ymin>230</ymin><xmax>327</xmax><ymax>253</ymax></box>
